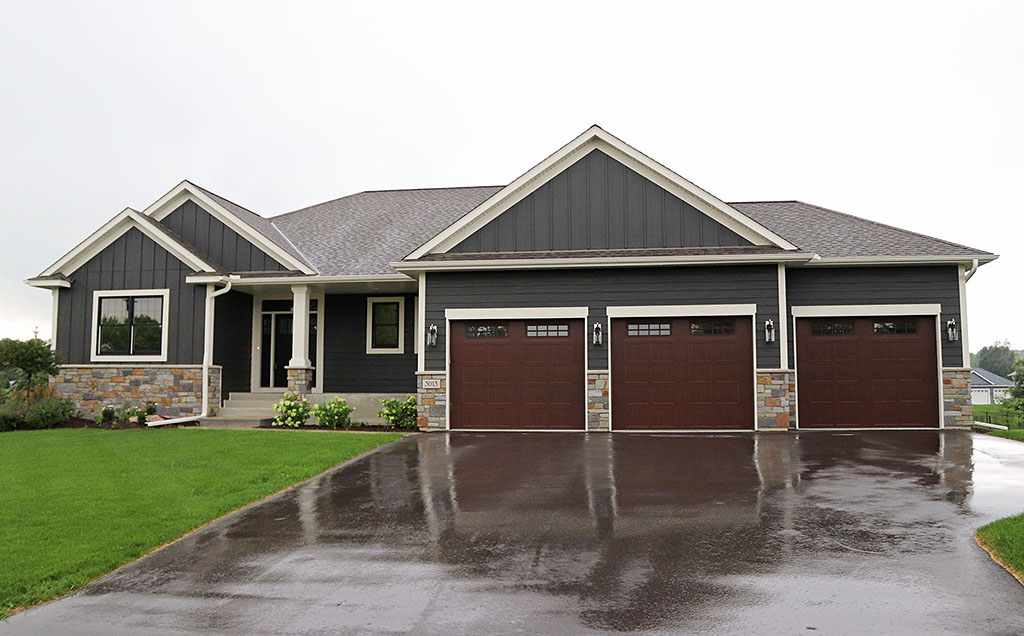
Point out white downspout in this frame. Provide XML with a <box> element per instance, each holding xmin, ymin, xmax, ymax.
<box><xmin>148</xmin><ymin>280</ymin><xmax>232</xmax><ymax>427</ymax></box>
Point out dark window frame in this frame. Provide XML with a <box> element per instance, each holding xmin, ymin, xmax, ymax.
<box><xmin>96</xmin><ymin>294</ymin><xmax>165</xmax><ymax>357</ymax></box>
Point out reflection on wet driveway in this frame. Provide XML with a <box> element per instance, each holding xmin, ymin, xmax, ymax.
<box><xmin>4</xmin><ymin>432</ymin><xmax>1024</xmax><ymax>635</ymax></box>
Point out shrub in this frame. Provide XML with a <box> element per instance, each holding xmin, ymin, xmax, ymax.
<box><xmin>0</xmin><ymin>338</ymin><xmax>62</xmax><ymax>401</ymax></box>
<box><xmin>272</xmin><ymin>392</ymin><xmax>311</xmax><ymax>428</ymax></box>
<box><xmin>97</xmin><ymin>406</ymin><xmax>117</xmax><ymax>424</ymax></box>
<box><xmin>377</xmin><ymin>395</ymin><xmax>419</xmax><ymax>430</ymax></box>
<box><xmin>145</xmin><ymin>403</ymin><xmax>158</xmax><ymax>416</ymax></box>
<box><xmin>312</xmin><ymin>397</ymin><xmax>355</xmax><ymax>429</ymax></box>
<box><xmin>0</xmin><ymin>403</ymin><xmax>23</xmax><ymax>432</ymax></box>
<box><xmin>23</xmin><ymin>398</ymin><xmax>74</xmax><ymax>430</ymax></box>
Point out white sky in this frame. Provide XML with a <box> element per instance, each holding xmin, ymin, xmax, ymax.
<box><xmin>1</xmin><ymin>1</ymin><xmax>1020</xmax><ymax>351</ymax></box>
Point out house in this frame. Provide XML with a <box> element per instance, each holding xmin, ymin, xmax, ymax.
<box><xmin>27</xmin><ymin>126</ymin><xmax>997</xmax><ymax>431</ymax></box>
<box><xmin>971</xmin><ymin>368</ymin><xmax>1014</xmax><ymax>405</ymax></box>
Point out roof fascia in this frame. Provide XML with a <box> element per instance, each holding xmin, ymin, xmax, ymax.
<box><xmin>392</xmin><ymin>252</ymin><xmax>815</xmax><ymax>272</ymax></box>
<box><xmin>406</xmin><ymin>126</ymin><xmax>796</xmax><ymax>260</ymax></box>
<box><xmin>185</xmin><ymin>273</ymin><xmax>413</xmax><ymax>285</ymax></box>
<box><xmin>144</xmin><ymin>181</ymin><xmax>316</xmax><ymax>274</ymax></box>
<box><xmin>805</xmin><ymin>254</ymin><xmax>999</xmax><ymax>266</ymax></box>
<box><xmin>25</xmin><ymin>278</ymin><xmax>71</xmax><ymax>289</ymax></box>
<box><xmin>40</xmin><ymin>208</ymin><xmax>218</xmax><ymax>277</ymax></box>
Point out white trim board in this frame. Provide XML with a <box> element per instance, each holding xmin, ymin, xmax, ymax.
<box><xmin>393</xmin><ymin>252</ymin><xmax>814</xmax><ymax>272</ymax></box>
<box><xmin>407</xmin><ymin>125</ymin><xmax>797</xmax><ymax>259</ymax></box>
<box><xmin>145</xmin><ymin>181</ymin><xmax>315</xmax><ymax>274</ymax></box>
<box><xmin>791</xmin><ymin>304</ymin><xmax>942</xmax><ymax>318</ymax></box>
<box><xmin>40</xmin><ymin>208</ymin><xmax>218</xmax><ymax>277</ymax></box>
<box><xmin>445</xmin><ymin>307</ymin><xmax>589</xmax><ymax>320</ymax></box>
<box><xmin>89</xmin><ymin>288</ymin><xmax>171</xmax><ymax>363</ymax></box>
<box><xmin>607</xmin><ymin>304</ymin><xmax>757</xmax><ymax>318</ymax></box>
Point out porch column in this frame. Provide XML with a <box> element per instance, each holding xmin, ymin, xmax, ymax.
<box><xmin>287</xmin><ymin>284</ymin><xmax>313</xmax><ymax>394</ymax></box>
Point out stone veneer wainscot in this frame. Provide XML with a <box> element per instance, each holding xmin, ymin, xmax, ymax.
<box><xmin>51</xmin><ymin>365</ymin><xmax>222</xmax><ymax>418</ymax></box>
<box><xmin>587</xmin><ymin>371</ymin><xmax>610</xmax><ymax>431</ymax></box>
<box><xmin>417</xmin><ymin>372</ymin><xmax>447</xmax><ymax>431</ymax></box>
<box><xmin>942</xmin><ymin>368</ymin><xmax>973</xmax><ymax>429</ymax></box>
<box><xmin>756</xmin><ymin>370</ymin><xmax>794</xmax><ymax>431</ymax></box>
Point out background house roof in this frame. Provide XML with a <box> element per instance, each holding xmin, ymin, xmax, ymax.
<box><xmin>271</xmin><ymin>187</ymin><xmax>501</xmax><ymax>275</ymax></box>
<box><xmin>971</xmin><ymin>367</ymin><xmax>1014</xmax><ymax>387</ymax></box>
<box><xmin>732</xmin><ymin>200</ymin><xmax>991</xmax><ymax>259</ymax></box>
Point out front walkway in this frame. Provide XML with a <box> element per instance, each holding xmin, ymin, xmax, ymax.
<box><xmin>3</xmin><ymin>431</ymin><xmax>1023</xmax><ymax>635</ymax></box>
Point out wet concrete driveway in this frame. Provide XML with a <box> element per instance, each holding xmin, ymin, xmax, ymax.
<box><xmin>4</xmin><ymin>431</ymin><xmax>1024</xmax><ymax>635</ymax></box>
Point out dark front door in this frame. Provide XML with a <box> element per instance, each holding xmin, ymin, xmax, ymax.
<box><xmin>611</xmin><ymin>316</ymin><xmax>754</xmax><ymax>430</ymax></box>
<box><xmin>449</xmin><ymin>320</ymin><xmax>585</xmax><ymax>430</ymax></box>
<box><xmin>795</xmin><ymin>316</ymin><xmax>939</xmax><ymax>428</ymax></box>
<box><xmin>260</xmin><ymin>313</ymin><xmax>294</xmax><ymax>389</ymax></box>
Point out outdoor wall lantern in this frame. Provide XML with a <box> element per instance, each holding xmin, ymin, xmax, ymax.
<box><xmin>764</xmin><ymin>319</ymin><xmax>776</xmax><ymax>343</ymax></box>
<box><xmin>427</xmin><ymin>324</ymin><xmax>438</xmax><ymax>347</ymax></box>
<box><xmin>946</xmin><ymin>318</ymin><xmax>958</xmax><ymax>342</ymax></box>
<box><xmin>593</xmin><ymin>322</ymin><xmax>603</xmax><ymax>346</ymax></box>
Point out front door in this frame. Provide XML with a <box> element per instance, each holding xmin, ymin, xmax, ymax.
<box><xmin>258</xmin><ymin>298</ymin><xmax>320</xmax><ymax>391</ymax></box>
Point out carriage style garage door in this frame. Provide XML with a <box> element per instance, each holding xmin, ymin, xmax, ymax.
<box><xmin>611</xmin><ymin>316</ymin><xmax>754</xmax><ymax>430</ymax></box>
<box><xmin>795</xmin><ymin>316</ymin><xmax>939</xmax><ymax>428</ymax></box>
<box><xmin>449</xmin><ymin>319</ymin><xmax>585</xmax><ymax>429</ymax></box>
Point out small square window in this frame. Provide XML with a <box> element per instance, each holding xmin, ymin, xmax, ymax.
<box><xmin>526</xmin><ymin>324</ymin><xmax>569</xmax><ymax>337</ymax></box>
<box><xmin>627</xmin><ymin>323</ymin><xmax>671</xmax><ymax>337</ymax></box>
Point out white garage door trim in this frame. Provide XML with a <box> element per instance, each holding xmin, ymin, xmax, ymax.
<box><xmin>791</xmin><ymin>304</ymin><xmax>944</xmax><ymax>430</ymax></box>
<box><xmin>606</xmin><ymin>303</ymin><xmax>758</xmax><ymax>433</ymax></box>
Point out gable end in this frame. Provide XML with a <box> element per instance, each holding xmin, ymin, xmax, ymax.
<box><xmin>161</xmin><ymin>200</ymin><xmax>285</xmax><ymax>272</ymax></box>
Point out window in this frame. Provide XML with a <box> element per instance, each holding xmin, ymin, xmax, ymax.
<box><xmin>466</xmin><ymin>324</ymin><xmax>508</xmax><ymax>338</ymax></box>
<box><xmin>811</xmin><ymin>320</ymin><xmax>854</xmax><ymax>336</ymax></box>
<box><xmin>91</xmin><ymin>289</ymin><xmax>169</xmax><ymax>361</ymax></box>
<box><xmin>526</xmin><ymin>324</ymin><xmax>568</xmax><ymax>337</ymax></box>
<box><xmin>873</xmin><ymin>319</ymin><xmax>918</xmax><ymax>335</ymax></box>
<box><xmin>690</xmin><ymin>320</ymin><xmax>734</xmax><ymax>336</ymax></box>
<box><xmin>628</xmin><ymin>323</ymin><xmax>671</xmax><ymax>336</ymax></box>
<box><xmin>366</xmin><ymin>297</ymin><xmax>405</xmax><ymax>354</ymax></box>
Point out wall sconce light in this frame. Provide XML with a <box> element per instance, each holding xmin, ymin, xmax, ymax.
<box><xmin>427</xmin><ymin>324</ymin><xmax>438</xmax><ymax>347</ymax></box>
<box><xmin>946</xmin><ymin>318</ymin><xmax>958</xmax><ymax>342</ymax></box>
<box><xmin>764</xmin><ymin>319</ymin><xmax>776</xmax><ymax>343</ymax></box>
<box><xmin>593</xmin><ymin>322</ymin><xmax>603</xmax><ymax>346</ymax></box>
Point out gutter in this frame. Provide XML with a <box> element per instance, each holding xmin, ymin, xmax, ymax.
<box><xmin>148</xmin><ymin>280</ymin><xmax>233</xmax><ymax>427</ymax></box>
<box><xmin>965</xmin><ymin>258</ymin><xmax>980</xmax><ymax>282</ymax></box>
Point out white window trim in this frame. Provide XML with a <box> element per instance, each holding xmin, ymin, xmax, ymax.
<box><xmin>791</xmin><ymin>304</ymin><xmax>941</xmax><ymax>318</ymax></box>
<box><xmin>367</xmin><ymin>296</ymin><xmax>406</xmax><ymax>355</ymax></box>
<box><xmin>90</xmin><ymin>289</ymin><xmax>171</xmax><ymax>363</ymax></box>
<box><xmin>607</xmin><ymin>303</ymin><xmax>757</xmax><ymax>318</ymax></box>
<box><xmin>445</xmin><ymin>307</ymin><xmax>589</xmax><ymax>320</ymax></box>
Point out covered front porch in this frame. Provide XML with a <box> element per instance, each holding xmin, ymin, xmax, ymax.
<box><xmin>204</xmin><ymin>274</ymin><xmax>421</xmax><ymax>425</ymax></box>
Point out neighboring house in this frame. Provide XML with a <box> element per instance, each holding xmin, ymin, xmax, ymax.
<box><xmin>27</xmin><ymin>126</ymin><xmax>997</xmax><ymax>431</ymax></box>
<box><xmin>971</xmin><ymin>368</ymin><xmax>1014</xmax><ymax>405</ymax></box>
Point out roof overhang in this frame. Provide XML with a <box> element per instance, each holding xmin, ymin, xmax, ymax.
<box><xmin>24</xmin><ymin>277</ymin><xmax>72</xmax><ymax>289</ymax></box>
<box><xmin>145</xmin><ymin>181</ymin><xmax>317</xmax><ymax>275</ymax></box>
<box><xmin>405</xmin><ymin>125</ymin><xmax>798</xmax><ymax>260</ymax></box>
<box><xmin>392</xmin><ymin>251</ymin><xmax>816</xmax><ymax>273</ymax></box>
<box><xmin>36</xmin><ymin>207</ymin><xmax>220</xmax><ymax>280</ymax></box>
<box><xmin>803</xmin><ymin>254</ymin><xmax>998</xmax><ymax>267</ymax></box>
<box><xmin>185</xmin><ymin>273</ymin><xmax>416</xmax><ymax>295</ymax></box>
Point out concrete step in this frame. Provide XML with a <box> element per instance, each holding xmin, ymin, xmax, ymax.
<box><xmin>224</xmin><ymin>392</ymin><xmax>285</xmax><ymax>404</ymax></box>
<box><xmin>218</xmin><ymin>406</ymin><xmax>278</xmax><ymax>418</ymax></box>
<box><xmin>200</xmin><ymin>416</ymin><xmax>272</xmax><ymax>429</ymax></box>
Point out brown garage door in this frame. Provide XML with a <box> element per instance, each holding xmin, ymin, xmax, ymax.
<box><xmin>796</xmin><ymin>316</ymin><xmax>939</xmax><ymax>428</ymax></box>
<box><xmin>449</xmin><ymin>319</ymin><xmax>585</xmax><ymax>430</ymax></box>
<box><xmin>611</xmin><ymin>317</ymin><xmax>754</xmax><ymax>430</ymax></box>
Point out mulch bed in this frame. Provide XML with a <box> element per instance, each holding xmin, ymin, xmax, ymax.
<box><xmin>59</xmin><ymin>417</ymin><xmax>197</xmax><ymax>430</ymax></box>
<box><xmin>256</xmin><ymin>423</ymin><xmax>413</xmax><ymax>432</ymax></box>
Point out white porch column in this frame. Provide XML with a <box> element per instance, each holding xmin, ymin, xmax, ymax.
<box><xmin>289</xmin><ymin>284</ymin><xmax>311</xmax><ymax>368</ymax></box>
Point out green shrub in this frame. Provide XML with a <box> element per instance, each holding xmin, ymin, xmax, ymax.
<box><xmin>312</xmin><ymin>397</ymin><xmax>355</xmax><ymax>429</ymax></box>
<box><xmin>0</xmin><ymin>403</ymin><xmax>23</xmax><ymax>432</ymax></box>
<box><xmin>377</xmin><ymin>395</ymin><xmax>419</xmax><ymax>430</ymax></box>
<box><xmin>145</xmin><ymin>403</ymin><xmax>158</xmax><ymax>416</ymax></box>
<box><xmin>23</xmin><ymin>398</ymin><xmax>74</xmax><ymax>430</ymax></box>
<box><xmin>96</xmin><ymin>406</ymin><xmax>117</xmax><ymax>424</ymax></box>
<box><xmin>272</xmin><ymin>392</ymin><xmax>311</xmax><ymax>428</ymax></box>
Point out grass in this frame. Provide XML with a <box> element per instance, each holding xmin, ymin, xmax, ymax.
<box><xmin>974</xmin><ymin>403</ymin><xmax>1023</xmax><ymax>428</ymax></box>
<box><xmin>0</xmin><ymin>428</ymin><xmax>403</xmax><ymax>618</ymax></box>
<box><xmin>977</xmin><ymin>514</ymin><xmax>1024</xmax><ymax>585</ymax></box>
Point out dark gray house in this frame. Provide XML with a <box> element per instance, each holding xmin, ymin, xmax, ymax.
<box><xmin>28</xmin><ymin>126</ymin><xmax>996</xmax><ymax>431</ymax></box>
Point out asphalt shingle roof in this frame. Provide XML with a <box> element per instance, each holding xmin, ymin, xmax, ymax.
<box><xmin>732</xmin><ymin>200</ymin><xmax>990</xmax><ymax>259</ymax></box>
<box><xmin>972</xmin><ymin>367</ymin><xmax>1014</xmax><ymax>387</ymax></box>
<box><xmin>271</xmin><ymin>187</ymin><xmax>502</xmax><ymax>275</ymax></box>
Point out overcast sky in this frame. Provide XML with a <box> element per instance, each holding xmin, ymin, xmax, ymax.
<box><xmin>1</xmin><ymin>1</ymin><xmax>1020</xmax><ymax>352</ymax></box>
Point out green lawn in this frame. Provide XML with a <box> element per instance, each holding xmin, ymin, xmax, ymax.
<box><xmin>0</xmin><ymin>428</ymin><xmax>403</xmax><ymax>618</ymax></box>
<box><xmin>977</xmin><ymin>514</ymin><xmax>1024</xmax><ymax>584</ymax></box>
<box><xmin>974</xmin><ymin>403</ymin><xmax>1023</xmax><ymax>428</ymax></box>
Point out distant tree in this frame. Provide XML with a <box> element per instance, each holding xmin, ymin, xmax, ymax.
<box><xmin>0</xmin><ymin>338</ymin><xmax>62</xmax><ymax>400</ymax></box>
<box><xmin>977</xmin><ymin>341</ymin><xmax>1016</xmax><ymax>378</ymax></box>
<box><xmin>1001</xmin><ymin>358</ymin><xmax>1024</xmax><ymax>418</ymax></box>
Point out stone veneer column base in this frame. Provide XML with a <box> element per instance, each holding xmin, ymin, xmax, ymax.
<box><xmin>286</xmin><ymin>367</ymin><xmax>314</xmax><ymax>395</ymax></box>
<box><xmin>587</xmin><ymin>371</ymin><xmax>610</xmax><ymax>431</ymax></box>
<box><xmin>756</xmin><ymin>370</ymin><xmax>795</xmax><ymax>431</ymax></box>
<box><xmin>52</xmin><ymin>365</ymin><xmax>222</xmax><ymax>418</ymax></box>
<box><xmin>942</xmin><ymin>368</ymin><xmax>973</xmax><ymax>429</ymax></box>
<box><xmin>417</xmin><ymin>372</ymin><xmax>447</xmax><ymax>431</ymax></box>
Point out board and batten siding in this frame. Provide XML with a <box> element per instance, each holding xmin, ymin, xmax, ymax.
<box><xmin>449</xmin><ymin>149</ymin><xmax>752</xmax><ymax>253</ymax></box>
<box><xmin>321</xmin><ymin>293</ymin><xmax>417</xmax><ymax>393</ymax></box>
<box><xmin>424</xmin><ymin>266</ymin><xmax>781</xmax><ymax>371</ymax></box>
<box><xmin>160</xmin><ymin>200</ymin><xmax>285</xmax><ymax>272</ymax></box>
<box><xmin>56</xmin><ymin>227</ymin><xmax>205</xmax><ymax>364</ymax></box>
<box><xmin>213</xmin><ymin>290</ymin><xmax>253</xmax><ymax>395</ymax></box>
<box><xmin>785</xmin><ymin>266</ymin><xmax>964</xmax><ymax>367</ymax></box>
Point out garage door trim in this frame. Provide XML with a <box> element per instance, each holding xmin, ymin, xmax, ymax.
<box><xmin>445</xmin><ymin>306</ymin><xmax>589</xmax><ymax>431</ymax></box>
<box><xmin>607</xmin><ymin>303</ymin><xmax>759</xmax><ymax>432</ymax></box>
<box><xmin>791</xmin><ymin>303</ymin><xmax>944</xmax><ymax>430</ymax></box>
